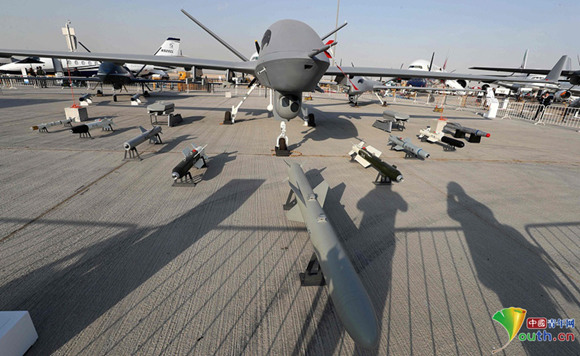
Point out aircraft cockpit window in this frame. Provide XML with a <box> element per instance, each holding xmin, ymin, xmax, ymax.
<box><xmin>261</xmin><ymin>30</ymin><xmax>271</xmax><ymax>50</ymax></box>
<box><xmin>358</xmin><ymin>78</ymin><xmax>364</xmax><ymax>84</ymax></box>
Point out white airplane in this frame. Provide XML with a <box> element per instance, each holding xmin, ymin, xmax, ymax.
<box><xmin>406</xmin><ymin>55</ymin><xmax>466</xmax><ymax>91</ymax></box>
<box><xmin>0</xmin><ymin>22</ymin><xmax>181</xmax><ymax>78</ymax></box>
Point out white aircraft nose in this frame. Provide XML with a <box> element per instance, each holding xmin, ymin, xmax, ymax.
<box><xmin>0</xmin><ymin>63</ymin><xmax>18</xmax><ymax>71</ymax></box>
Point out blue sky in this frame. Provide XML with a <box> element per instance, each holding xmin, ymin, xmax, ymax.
<box><xmin>1</xmin><ymin>0</ymin><xmax>577</xmax><ymax>72</ymax></box>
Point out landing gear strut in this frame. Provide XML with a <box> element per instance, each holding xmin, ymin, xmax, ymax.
<box><xmin>301</xmin><ymin>104</ymin><xmax>316</xmax><ymax>127</ymax></box>
<box><xmin>275</xmin><ymin>121</ymin><xmax>290</xmax><ymax>156</ymax></box>
<box><xmin>224</xmin><ymin>82</ymin><xmax>259</xmax><ymax>124</ymax></box>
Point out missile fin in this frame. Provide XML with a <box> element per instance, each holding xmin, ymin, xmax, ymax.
<box><xmin>182</xmin><ymin>148</ymin><xmax>191</xmax><ymax>157</ymax></box>
<box><xmin>285</xmin><ymin>205</ymin><xmax>304</xmax><ymax>223</ymax></box>
<box><xmin>354</xmin><ymin>154</ymin><xmax>371</xmax><ymax>168</ymax></box>
<box><xmin>313</xmin><ymin>180</ymin><xmax>329</xmax><ymax>207</ymax></box>
<box><xmin>289</xmin><ymin>181</ymin><xmax>306</xmax><ymax>205</ymax></box>
<box><xmin>194</xmin><ymin>158</ymin><xmax>205</xmax><ymax>169</ymax></box>
<box><xmin>365</xmin><ymin>145</ymin><xmax>382</xmax><ymax>157</ymax></box>
<box><xmin>139</xmin><ymin>126</ymin><xmax>147</xmax><ymax>133</ymax></box>
<box><xmin>392</xmin><ymin>145</ymin><xmax>404</xmax><ymax>151</ymax></box>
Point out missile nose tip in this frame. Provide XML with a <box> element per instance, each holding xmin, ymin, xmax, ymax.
<box><xmin>486</xmin><ymin>133</ymin><xmax>490</xmax><ymax>137</ymax></box>
<box><xmin>172</xmin><ymin>172</ymin><xmax>180</xmax><ymax>180</ymax></box>
<box><xmin>396</xmin><ymin>175</ymin><xmax>403</xmax><ymax>182</ymax></box>
<box><xmin>351</xmin><ymin>323</ymin><xmax>380</xmax><ymax>349</ymax></box>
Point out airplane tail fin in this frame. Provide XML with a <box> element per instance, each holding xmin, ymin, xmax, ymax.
<box><xmin>545</xmin><ymin>55</ymin><xmax>568</xmax><ymax>82</ymax></box>
<box><xmin>154</xmin><ymin>38</ymin><xmax>181</xmax><ymax>56</ymax></box>
<box><xmin>519</xmin><ymin>49</ymin><xmax>528</xmax><ymax>70</ymax></box>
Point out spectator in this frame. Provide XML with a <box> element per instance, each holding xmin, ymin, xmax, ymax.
<box><xmin>27</xmin><ymin>67</ymin><xmax>37</xmax><ymax>87</ymax></box>
<box><xmin>534</xmin><ymin>91</ymin><xmax>553</xmax><ymax>120</ymax></box>
<box><xmin>36</xmin><ymin>66</ymin><xmax>47</xmax><ymax>88</ymax></box>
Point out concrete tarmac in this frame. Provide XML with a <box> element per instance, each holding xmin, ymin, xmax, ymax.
<box><xmin>0</xmin><ymin>87</ymin><xmax>579</xmax><ymax>355</ymax></box>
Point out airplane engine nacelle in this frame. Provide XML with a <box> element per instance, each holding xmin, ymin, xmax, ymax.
<box><xmin>274</xmin><ymin>92</ymin><xmax>302</xmax><ymax>120</ymax></box>
<box><xmin>554</xmin><ymin>90</ymin><xmax>571</xmax><ymax>101</ymax></box>
<box><xmin>508</xmin><ymin>84</ymin><xmax>521</xmax><ymax>92</ymax></box>
<box><xmin>456</xmin><ymin>79</ymin><xmax>467</xmax><ymax>88</ymax></box>
<box><xmin>569</xmin><ymin>71</ymin><xmax>580</xmax><ymax>86</ymax></box>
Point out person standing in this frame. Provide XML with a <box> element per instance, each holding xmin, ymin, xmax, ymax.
<box><xmin>27</xmin><ymin>67</ymin><xmax>37</xmax><ymax>87</ymax></box>
<box><xmin>534</xmin><ymin>91</ymin><xmax>553</xmax><ymax>121</ymax></box>
<box><xmin>36</xmin><ymin>66</ymin><xmax>47</xmax><ymax>88</ymax></box>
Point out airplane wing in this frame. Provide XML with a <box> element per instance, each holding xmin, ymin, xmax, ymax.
<box><xmin>0</xmin><ymin>75</ymin><xmax>102</xmax><ymax>82</ymax></box>
<box><xmin>469</xmin><ymin>66</ymin><xmax>575</xmax><ymax>77</ymax></box>
<box><xmin>371</xmin><ymin>84</ymin><xmax>392</xmax><ymax>91</ymax></box>
<box><xmin>381</xmin><ymin>86</ymin><xmax>484</xmax><ymax>92</ymax></box>
<box><xmin>0</xmin><ymin>49</ymin><xmax>256</xmax><ymax>74</ymax></box>
<box><xmin>325</xmin><ymin>67</ymin><xmax>560</xmax><ymax>84</ymax></box>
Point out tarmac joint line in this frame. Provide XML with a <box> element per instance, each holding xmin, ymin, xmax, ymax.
<box><xmin>0</xmin><ymin>161</ymin><xmax>129</xmax><ymax>244</ymax></box>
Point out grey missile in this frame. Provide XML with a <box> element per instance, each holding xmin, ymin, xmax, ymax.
<box><xmin>388</xmin><ymin>135</ymin><xmax>430</xmax><ymax>159</ymax></box>
<box><xmin>70</xmin><ymin>118</ymin><xmax>114</xmax><ymax>138</ymax></box>
<box><xmin>443</xmin><ymin>122</ymin><xmax>490</xmax><ymax>143</ymax></box>
<box><xmin>123</xmin><ymin>126</ymin><xmax>163</xmax><ymax>151</ymax></box>
<box><xmin>30</xmin><ymin>118</ymin><xmax>74</xmax><ymax>132</ymax></box>
<box><xmin>284</xmin><ymin>162</ymin><xmax>379</xmax><ymax>348</ymax></box>
<box><xmin>172</xmin><ymin>143</ymin><xmax>208</xmax><ymax>181</ymax></box>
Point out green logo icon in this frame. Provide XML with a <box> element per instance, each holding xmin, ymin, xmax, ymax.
<box><xmin>492</xmin><ymin>307</ymin><xmax>527</xmax><ymax>354</ymax></box>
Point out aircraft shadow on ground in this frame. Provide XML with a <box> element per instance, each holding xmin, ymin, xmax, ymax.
<box><xmin>290</xmin><ymin>108</ymin><xmax>359</xmax><ymax>150</ymax></box>
<box><xmin>410</xmin><ymin>114</ymin><xmax>487</xmax><ymax>121</ymax></box>
<box><xmin>0</xmin><ymin>178</ymin><xmax>264</xmax><ymax>355</ymax></box>
<box><xmin>0</xmin><ymin>97</ymin><xmax>70</xmax><ymax>109</ymax></box>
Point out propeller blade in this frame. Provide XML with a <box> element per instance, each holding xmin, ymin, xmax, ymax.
<box><xmin>255</xmin><ymin>40</ymin><xmax>260</xmax><ymax>54</ymax></box>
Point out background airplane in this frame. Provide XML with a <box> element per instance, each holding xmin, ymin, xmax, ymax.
<box><xmin>0</xmin><ymin>22</ymin><xmax>182</xmax><ymax>79</ymax></box>
<box><xmin>470</xmin><ymin>52</ymin><xmax>579</xmax><ymax>96</ymax></box>
<box><xmin>0</xmin><ymin>10</ymin><xmax>559</xmax><ymax>147</ymax></box>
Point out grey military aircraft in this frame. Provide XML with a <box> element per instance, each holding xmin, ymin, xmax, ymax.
<box><xmin>0</xmin><ymin>9</ymin><xmax>560</xmax><ymax>150</ymax></box>
<box><xmin>335</xmin><ymin>74</ymin><xmax>390</xmax><ymax>106</ymax></box>
<box><xmin>470</xmin><ymin>55</ymin><xmax>578</xmax><ymax>97</ymax></box>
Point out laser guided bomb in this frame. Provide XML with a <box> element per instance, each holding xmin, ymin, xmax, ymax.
<box><xmin>70</xmin><ymin>118</ymin><xmax>114</xmax><ymax>138</ymax></box>
<box><xmin>418</xmin><ymin>118</ymin><xmax>464</xmax><ymax>148</ymax></box>
<box><xmin>172</xmin><ymin>143</ymin><xmax>208</xmax><ymax>182</ymax></box>
<box><xmin>349</xmin><ymin>142</ymin><xmax>403</xmax><ymax>184</ymax></box>
<box><xmin>123</xmin><ymin>126</ymin><xmax>163</xmax><ymax>159</ymax></box>
<box><xmin>443</xmin><ymin>122</ymin><xmax>490</xmax><ymax>143</ymax></box>
<box><xmin>283</xmin><ymin>162</ymin><xmax>379</xmax><ymax>348</ymax></box>
<box><xmin>124</xmin><ymin>126</ymin><xmax>163</xmax><ymax>150</ymax></box>
<box><xmin>30</xmin><ymin>118</ymin><xmax>74</xmax><ymax>132</ymax></box>
<box><xmin>388</xmin><ymin>135</ymin><xmax>430</xmax><ymax>159</ymax></box>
